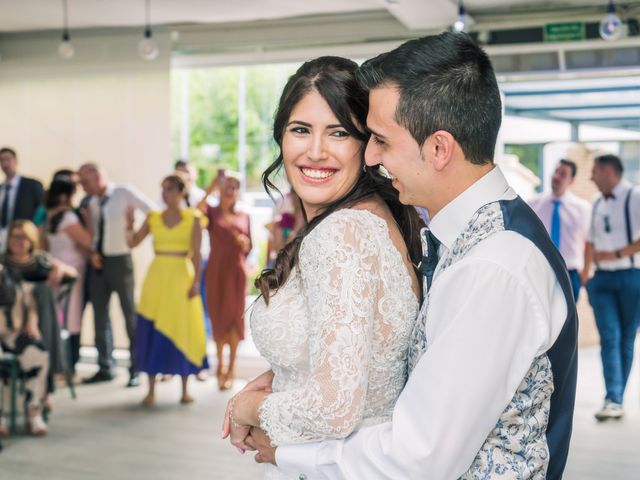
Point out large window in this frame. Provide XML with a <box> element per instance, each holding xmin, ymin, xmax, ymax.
<box><xmin>504</xmin><ymin>143</ymin><xmax>543</xmax><ymax>179</ymax></box>
<box><xmin>171</xmin><ymin>63</ymin><xmax>299</xmax><ymax>191</ymax></box>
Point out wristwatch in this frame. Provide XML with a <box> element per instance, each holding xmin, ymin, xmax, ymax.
<box><xmin>615</xmin><ymin>249</ymin><xmax>622</xmax><ymax>259</ymax></box>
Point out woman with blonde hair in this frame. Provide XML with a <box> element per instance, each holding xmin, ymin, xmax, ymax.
<box><xmin>1</xmin><ymin>220</ymin><xmax>77</xmax><ymax>436</ymax></box>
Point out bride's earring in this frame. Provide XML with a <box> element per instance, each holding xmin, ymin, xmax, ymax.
<box><xmin>362</xmin><ymin>164</ymin><xmax>367</xmax><ymax>173</ymax></box>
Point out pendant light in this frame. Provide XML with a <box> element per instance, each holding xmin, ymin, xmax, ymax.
<box><xmin>453</xmin><ymin>1</ymin><xmax>469</xmax><ymax>33</ymax></box>
<box><xmin>138</xmin><ymin>0</ymin><xmax>159</xmax><ymax>60</ymax></box>
<box><xmin>599</xmin><ymin>0</ymin><xmax>624</xmax><ymax>41</ymax></box>
<box><xmin>57</xmin><ymin>0</ymin><xmax>75</xmax><ymax>60</ymax></box>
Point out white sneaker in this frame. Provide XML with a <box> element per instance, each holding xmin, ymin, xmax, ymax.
<box><xmin>28</xmin><ymin>414</ymin><xmax>48</xmax><ymax>436</ymax></box>
<box><xmin>594</xmin><ymin>400</ymin><xmax>624</xmax><ymax>421</ymax></box>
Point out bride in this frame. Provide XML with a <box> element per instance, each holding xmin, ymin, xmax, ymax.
<box><xmin>223</xmin><ymin>56</ymin><xmax>423</xmax><ymax>479</ymax></box>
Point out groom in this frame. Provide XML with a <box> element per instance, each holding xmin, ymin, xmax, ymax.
<box><xmin>245</xmin><ymin>32</ymin><xmax>578</xmax><ymax>479</ymax></box>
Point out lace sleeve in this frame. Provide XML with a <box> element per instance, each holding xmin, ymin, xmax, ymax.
<box><xmin>259</xmin><ymin>210</ymin><xmax>382</xmax><ymax>446</ymax></box>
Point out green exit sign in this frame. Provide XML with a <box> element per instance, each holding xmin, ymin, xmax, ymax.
<box><xmin>544</xmin><ymin>22</ymin><xmax>586</xmax><ymax>42</ymax></box>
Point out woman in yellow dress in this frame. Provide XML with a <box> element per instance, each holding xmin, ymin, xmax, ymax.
<box><xmin>126</xmin><ymin>173</ymin><xmax>208</xmax><ymax>406</ymax></box>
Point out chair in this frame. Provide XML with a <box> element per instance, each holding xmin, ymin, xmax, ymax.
<box><xmin>0</xmin><ymin>351</ymin><xmax>24</xmax><ymax>434</ymax></box>
<box><xmin>0</xmin><ymin>276</ymin><xmax>78</xmax><ymax>433</ymax></box>
<box><xmin>55</xmin><ymin>276</ymin><xmax>77</xmax><ymax>401</ymax></box>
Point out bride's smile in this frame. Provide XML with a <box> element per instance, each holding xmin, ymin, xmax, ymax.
<box><xmin>282</xmin><ymin>89</ymin><xmax>363</xmax><ymax>220</ymax></box>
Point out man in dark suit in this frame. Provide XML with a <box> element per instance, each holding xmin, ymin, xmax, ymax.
<box><xmin>0</xmin><ymin>147</ymin><xmax>45</xmax><ymax>251</ymax></box>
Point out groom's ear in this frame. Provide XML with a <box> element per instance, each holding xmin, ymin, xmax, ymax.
<box><xmin>424</xmin><ymin>130</ymin><xmax>455</xmax><ymax>172</ymax></box>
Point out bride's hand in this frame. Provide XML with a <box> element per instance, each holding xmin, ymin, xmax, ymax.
<box><xmin>228</xmin><ymin>391</ymin><xmax>256</xmax><ymax>452</ymax></box>
<box><xmin>229</xmin><ymin>422</ymin><xmax>252</xmax><ymax>453</ymax></box>
<box><xmin>222</xmin><ymin>370</ymin><xmax>274</xmax><ymax>438</ymax></box>
<box><xmin>225</xmin><ymin>390</ymin><xmax>269</xmax><ymax>452</ymax></box>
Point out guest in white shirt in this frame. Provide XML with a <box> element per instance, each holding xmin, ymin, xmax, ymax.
<box><xmin>584</xmin><ymin>153</ymin><xmax>640</xmax><ymax>421</ymax></box>
<box><xmin>77</xmin><ymin>163</ymin><xmax>156</xmax><ymax>387</ymax></box>
<box><xmin>529</xmin><ymin>159</ymin><xmax>591</xmax><ymax>301</ymax></box>
<box><xmin>235</xmin><ymin>32</ymin><xmax>578</xmax><ymax>479</ymax></box>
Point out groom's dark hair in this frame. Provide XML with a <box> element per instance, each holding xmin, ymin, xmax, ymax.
<box><xmin>357</xmin><ymin>32</ymin><xmax>502</xmax><ymax>166</ymax></box>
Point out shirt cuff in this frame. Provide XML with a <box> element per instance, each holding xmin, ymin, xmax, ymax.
<box><xmin>276</xmin><ymin>442</ymin><xmax>325</xmax><ymax>479</ymax></box>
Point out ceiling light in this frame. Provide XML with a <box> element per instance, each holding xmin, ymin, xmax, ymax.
<box><xmin>599</xmin><ymin>0</ymin><xmax>624</xmax><ymax>41</ymax></box>
<box><xmin>138</xmin><ymin>0</ymin><xmax>159</xmax><ymax>60</ymax></box>
<box><xmin>453</xmin><ymin>1</ymin><xmax>470</xmax><ymax>33</ymax></box>
<box><xmin>57</xmin><ymin>0</ymin><xmax>74</xmax><ymax>60</ymax></box>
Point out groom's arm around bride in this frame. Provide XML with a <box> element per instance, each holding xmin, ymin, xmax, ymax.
<box><xmin>247</xmin><ymin>32</ymin><xmax>578</xmax><ymax>480</ymax></box>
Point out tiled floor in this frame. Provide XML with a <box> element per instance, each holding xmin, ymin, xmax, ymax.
<box><xmin>1</xmin><ymin>343</ymin><xmax>638</xmax><ymax>479</ymax></box>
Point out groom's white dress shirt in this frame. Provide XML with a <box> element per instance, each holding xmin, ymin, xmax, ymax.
<box><xmin>275</xmin><ymin>167</ymin><xmax>569</xmax><ymax>479</ymax></box>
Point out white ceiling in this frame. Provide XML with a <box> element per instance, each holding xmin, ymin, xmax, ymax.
<box><xmin>502</xmin><ymin>76</ymin><xmax>640</xmax><ymax>131</ymax></box>
<box><xmin>0</xmin><ymin>0</ymin><xmax>384</xmax><ymax>32</ymax></box>
<box><xmin>1</xmin><ymin>1</ymin><xmax>637</xmax><ymax>133</ymax></box>
<box><xmin>0</xmin><ymin>0</ymin><xmax>632</xmax><ymax>33</ymax></box>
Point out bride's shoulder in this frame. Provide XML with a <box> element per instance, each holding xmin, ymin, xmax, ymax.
<box><xmin>303</xmin><ymin>207</ymin><xmax>387</xmax><ymax>252</ymax></box>
<box><xmin>321</xmin><ymin>207</ymin><xmax>385</xmax><ymax>230</ymax></box>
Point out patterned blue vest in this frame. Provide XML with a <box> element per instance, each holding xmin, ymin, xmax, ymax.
<box><xmin>500</xmin><ymin>196</ymin><xmax>577</xmax><ymax>480</ymax></box>
<box><xmin>409</xmin><ymin>196</ymin><xmax>577</xmax><ymax>479</ymax></box>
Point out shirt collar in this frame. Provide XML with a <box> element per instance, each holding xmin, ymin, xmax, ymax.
<box><xmin>428</xmin><ymin>166</ymin><xmax>512</xmax><ymax>250</ymax></box>
<box><xmin>5</xmin><ymin>175</ymin><xmax>20</xmax><ymax>187</ymax></box>
<box><xmin>610</xmin><ymin>178</ymin><xmax>631</xmax><ymax>199</ymax></box>
<box><xmin>552</xmin><ymin>190</ymin><xmax>579</xmax><ymax>203</ymax></box>
<box><xmin>91</xmin><ymin>183</ymin><xmax>115</xmax><ymax>203</ymax></box>
<box><xmin>103</xmin><ymin>182</ymin><xmax>116</xmax><ymax>197</ymax></box>
<box><xmin>553</xmin><ymin>190</ymin><xmax>569</xmax><ymax>201</ymax></box>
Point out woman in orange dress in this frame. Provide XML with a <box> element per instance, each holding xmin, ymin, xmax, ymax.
<box><xmin>201</xmin><ymin>173</ymin><xmax>251</xmax><ymax>390</ymax></box>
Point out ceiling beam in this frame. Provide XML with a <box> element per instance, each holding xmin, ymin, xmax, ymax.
<box><xmin>504</xmin><ymin>85</ymin><xmax>640</xmax><ymax>96</ymax></box>
<box><xmin>510</xmin><ymin>104</ymin><xmax>640</xmax><ymax>112</ymax></box>
<box><xmin>384</xmin><ymin>0</ymin><xmax>459</xmax><ymax>31</ymax></box>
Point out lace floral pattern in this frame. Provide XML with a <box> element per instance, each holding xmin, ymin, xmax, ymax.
<box><xmin>410</xmin><ymin>202</ymin><xmax>553</xmax><ymax>478</ymax></box>
<box><xmin>251</xmin><ymin>209</ymin><xmax>419</xmax><ymax>459</ymax></box>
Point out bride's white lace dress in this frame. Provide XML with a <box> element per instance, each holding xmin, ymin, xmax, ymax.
<box><xmin>251</xmin><ymin>209</ymin><xmax>420</xmax><ymax>479</ymax></box>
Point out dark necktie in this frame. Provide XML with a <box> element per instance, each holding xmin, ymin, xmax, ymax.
<box><xmin>0</xmin><ymin>184</ymin><xmax>12</xmax><ymax>229</ymax></box>
<box><xmin>420</xmin><ymin>229</ymin><xmax>441</xmax><ymax>291</ymax></box>
<box><xmin>96</xmin><ymin>195</ymin><xmax>109</xmax><ymax>255</ymax></box>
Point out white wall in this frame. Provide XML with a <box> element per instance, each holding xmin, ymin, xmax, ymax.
<box><xmin>0</xmin><ymin>28</ymin><xmax>172</xmax><ymax>194</ymax></box>
<box><xmin>0</xmin><ymin>28</ymin><xmax>173</xmax><ymax>350</ymax></box>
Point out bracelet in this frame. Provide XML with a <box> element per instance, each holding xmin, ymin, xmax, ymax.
<box><xmin>229</xmin><ymin>394</ymin><xmax>242</xmax><ymax>429</ymax></box>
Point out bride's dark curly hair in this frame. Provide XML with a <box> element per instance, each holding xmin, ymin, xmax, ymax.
<box><xmin>256</xmin><ymin>56</ymin><xmax>424</xmax><ymax>303</ymax></box>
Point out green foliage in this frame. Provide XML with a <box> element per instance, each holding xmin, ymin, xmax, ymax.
<box><xmin>505</xmin><ymin>144</ymin><xmax>543</xmax><ymax>178</ymax></box>
<box><xmin>171</xmin><ymin>64</ymin><xmax>298</xmax><ymax>190</ymax></box>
